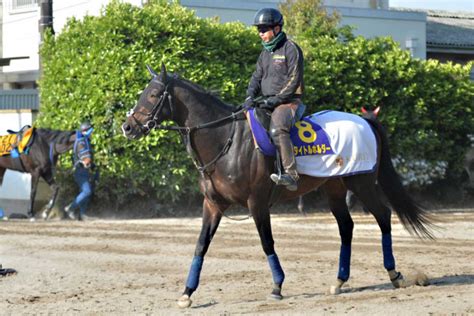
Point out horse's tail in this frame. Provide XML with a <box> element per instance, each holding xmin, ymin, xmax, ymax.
<box><xmin>368</xmin><ymin>119</ymin><xmax>435</xmax><ymax>239</ymax></box>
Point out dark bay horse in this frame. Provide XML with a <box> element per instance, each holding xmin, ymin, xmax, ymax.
<box><xmin>122</xmin><ymin>64</ymin><xmax>433</xmax><ymax>308</ymax></box>
<box><xmin>0</xmin><ymin>128</ymin><xmax>76</xmax><ymax>219</ymax></box>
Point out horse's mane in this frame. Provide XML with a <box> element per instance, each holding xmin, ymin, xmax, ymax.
<box><xmin>175</xmin><ymin>75</ymin><xmax>235</xmax><ymax>111</ymax></box>
<box><xmin>36</xmin><ymin>128</ymin><xmax>75</xmax><ymax>144</ymax></box>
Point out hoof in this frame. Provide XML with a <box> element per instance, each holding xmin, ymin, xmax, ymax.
<box><xmin>269</xmin><ymin>292</ymin><xmax>283</xmax><ymax>300</ymax></box>
<box><xmin>269</xmin><ymin>284</ymin><xmax>283</xmax><ymax>300</ymax></box>
<box><xmin>177</xmin><ymin>295</ymin><xmax>192</xmax><ymax>308</ymax></box>
<box><xmin>329</xmin><ymin>285</ymin><xmax>342</xmax><ymax>295</ymax></box>
<box><xmin>42</xmin><ymin>211</ymin><xmax>48</xmax><ymax>220</ymax></box>
<box><xmin>329</xmin><ymin>279</ymin><xmax>345</xmax><ymax>295</ymax></box>
<box><xmin>389</xmin><ymin>270</ymin><xmax>430</xmax><ymax>288</ymax></box>
<box><xmin>390</xmin><ymin>271</ymin><xmax>405</xmax><ymax>288</ymax></box>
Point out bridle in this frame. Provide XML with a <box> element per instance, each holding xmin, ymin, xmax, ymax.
<box><xmin>126</xmin><ymin>77</ymin><xmax>173</xmax><ymax>136</ymax></box>
<box><xmin>126</xmin><ymin>75</ymin><xmax>246</xmax><ymax>175</ymax></box>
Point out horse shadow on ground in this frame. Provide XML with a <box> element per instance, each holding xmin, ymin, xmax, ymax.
<box><xmin>192</xmin><ymin>300</ymin><xmax>219</xmax><ymax>309</ymax></box>
<box><xmin>290</xmin><ymin>274</ymin><xmax>474</xmax><ymax>299</ymax></box>
<box><xmin>347</xmin><ymin>273</ymin><xmax>474</xmax><ymax>294</ymax></box>
<box><xmin>189</xmin><ymin>274</ymin><xmax>474</xmax><ymax>307</ymax></box>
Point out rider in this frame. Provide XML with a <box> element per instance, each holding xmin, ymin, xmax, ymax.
<box><xmin>65</xmin><ymin>121</ymin><xmax>97</xmax><ymax>221</ymax></box>
<box><xmin>244</xmin><ymin>8</ymin><xmax>305</xmax><ymax>191</ymax></box>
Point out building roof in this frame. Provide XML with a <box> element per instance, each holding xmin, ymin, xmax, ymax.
<box><xmin>426</xmin><ymin>10</ymin><xmax>474</xmax><ymax>49</ymax></box>
<box><xmin>391</xmin><ymin>8</ymin><xmax>474</xmax><ymax>50</ymax></box>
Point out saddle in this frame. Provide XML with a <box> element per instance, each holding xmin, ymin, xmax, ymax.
<box><xmin>246</xmin><ymin>110</ymin><xmax>378</xmax><ymax>178</ymax></box>
<box><xmin>245</xmin><ymin>108</ymin><xmax>276</xmax><ymax>156</ymax></box>
<box><xmin>0</xmin><ymin>125</ymin><xmax>35</xmax><ymax>157</ymax></box>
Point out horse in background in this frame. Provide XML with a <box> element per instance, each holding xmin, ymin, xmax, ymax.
<box><xmin>0</xmin><ymin>128</ymin><xmax>76</xmax><ymax>219</ymax></box>
<box><xmin>122</xmin><ymin>64</ymin><xmax>433</xmax><ymax>308</ymax></box>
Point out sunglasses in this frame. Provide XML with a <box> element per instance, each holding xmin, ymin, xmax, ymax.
<box><xmin>257</xmin><ymin>26</ymin><xmax>272</xmax><ymax>33</ymax></box>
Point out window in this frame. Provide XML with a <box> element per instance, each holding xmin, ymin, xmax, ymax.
<box><xmin>10</xmin><ymin>0</ymin><xmax>38</xmax><ymax>12</ymax></box>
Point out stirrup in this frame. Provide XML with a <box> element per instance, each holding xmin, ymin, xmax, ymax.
<box><xmin>270</xmin><ymin>173</ymin><xmax>298</xmax><ymax>191</ymax></box>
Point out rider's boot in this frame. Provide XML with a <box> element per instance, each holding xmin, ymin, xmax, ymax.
<box><xmin>271</xmin><ymin>133</ymin><xmax>298</xmax><ymax>191</ymax></box>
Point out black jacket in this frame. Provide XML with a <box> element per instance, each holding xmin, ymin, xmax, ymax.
<box><xmin>247</xmin><ymin>33</ymin><xmax>304</xmax><ymax>109</ymax></box>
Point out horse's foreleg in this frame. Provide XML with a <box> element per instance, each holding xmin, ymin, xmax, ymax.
<box><xmin>248</xmin><ymin>197</ymin><xmax>285</xmax><ymax>300</ymax></box>
<box><xmin>177</xmin><ymin>197</ymin><xmax>226</xmax><ymax>308</ymax></box>
<box><xmin>324</xmin><ymin>180</ymin><xmax>353</xmax><ymax>295</ymax></box>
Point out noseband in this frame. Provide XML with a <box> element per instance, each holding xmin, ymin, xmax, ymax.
<box><xmin>127</xmin><ymin>78</ymin><xmax>173</xmax><ymax>135</ymax></box>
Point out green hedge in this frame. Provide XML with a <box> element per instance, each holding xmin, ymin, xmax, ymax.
<box><xmin>281</xmin><ymin>0</ymin><xmax>474</xmax><ymax>187</ymax></box>
<box><xmin>38</xmin><ymin>0</ymin><xmax>474</xmax><ymax>207</ymax></box>
<box><xmin>306</xmin><ymin>36</ymin><xmax>473</xmax><ymax>186</ymax></box>
<box><xmin>38</xmin><ymin>0</ymin><xmax>260</xmax><ymax>203</ymax></box>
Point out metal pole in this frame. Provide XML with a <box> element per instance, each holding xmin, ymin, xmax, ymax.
<box><xmin>38</xmin><ymin>0</ymin><xmax>54</xmax><ymax>100</ymax></box>
<box><xmin>38</xmin><ymin>0</ymin><xmax>54</xmax><ymax>43</ymax></box>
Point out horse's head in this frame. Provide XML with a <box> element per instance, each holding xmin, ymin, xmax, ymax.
<box><xmin>122</xmin><ymin>63</ymin><xmax>174</xmax><ymax>139</ymax></box>
<box><xmin>74</xmin><ymin>132</ymin><xmax>93</xmax><ymax>169</ymax></box>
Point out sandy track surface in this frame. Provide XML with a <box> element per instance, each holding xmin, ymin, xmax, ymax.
<box><xmin>1</xmin><ymin>211</ymin><xmax>473</xmax><ymax>314</ymax></box>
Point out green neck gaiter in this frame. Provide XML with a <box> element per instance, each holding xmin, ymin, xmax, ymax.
<box><xmin>262</xmin><ymin>31</ymin><xmax>286</xmax><ymax>52</ymax></box>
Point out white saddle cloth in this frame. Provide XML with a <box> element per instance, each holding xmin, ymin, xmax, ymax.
<box><xmin>293</xmin><ymin>110</ymin><xmax>377</xmax><ymax>177</ymax></box>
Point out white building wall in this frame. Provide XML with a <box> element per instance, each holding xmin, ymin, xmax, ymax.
<box><xmin>2</xmin><ymin>0</ymin><xmax>144</xmax><ymax>74</ymax></box>
<box><xmin>2</xmin><ymin>3</ymin><xmax>39</xmax><ymax>72</ymax></box>
<box><xmin>324</xmin><ymin>0</ymin><xmax>389</xmax><ymax>9</ymax></box>
<box><xmin>342</xmin><ymin>15</ymin><xmax>426</xmax><ymax>58</ymax></box>
<box><xmin>329</xmin><ymin>7</ymin><xmax>427</xmax><ymax>59</ymax></box>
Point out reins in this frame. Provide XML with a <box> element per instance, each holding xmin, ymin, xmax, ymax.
<box><xmin>159</xmin><ymin>111</ymin><xmax>243</xmax><ymax>175</ymax></box>
<box><xmin>129</xmin><ymin>76</ymin><xmax>246</xmax><ymax>175</ymax></box>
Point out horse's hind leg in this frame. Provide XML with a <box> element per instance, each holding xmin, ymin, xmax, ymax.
<box><xmin>344</xmin><ymin>174</ymin><xmax>410</xmax><ymax>289</ymax></box>
<box><xmin>28</xmin><ymin>171</ymin><xmax>40</xmax><ymax>219</ymax></box>
<box><xmin>40</xmin><ymin>171</ymin><xmax>59</xmax><ymax>220</ymax></box>
<box><xmin>323</xmin><ymin>179</ymin><xmax>353</xmax><ymax>294</ymax></box>
<box><xmin>178</xmin><ymin>197</ymin><xmax>227</xmax><ymax>308</ymax></box>
<box><xmin>0</xmin><ymin>167</ymin><xmax>6</xmax><ymax>186</ymax></box>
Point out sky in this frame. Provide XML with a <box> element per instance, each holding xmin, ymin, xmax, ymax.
<box><xmin>390</xmin><ymin>0</ymin><xmax>474</xmax><ymax>13</ymax></box>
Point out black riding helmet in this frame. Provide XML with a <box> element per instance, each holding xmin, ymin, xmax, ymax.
<box><xmin>253</xmin><ymin>8</ymin><xmax>284</xmax><ymax>27</ymax></box>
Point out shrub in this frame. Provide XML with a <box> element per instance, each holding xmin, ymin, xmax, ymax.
<box><xmin>38</xmin><ymin>0</ymin><xmax>260</xmax><ymax>204</ymax></box>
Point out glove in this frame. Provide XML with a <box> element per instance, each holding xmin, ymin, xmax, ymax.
<box><xmin>259</xmin><ymin>97</ymin><xmax>278</xmax><ymax>111</ymax></box>
<box><xmin>243</xmin><ymin>97</ymin><xmax>256</xmax><ymax>109</ymax></box>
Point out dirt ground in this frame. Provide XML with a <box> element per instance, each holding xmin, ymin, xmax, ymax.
<box><xmin>0</xmin><ymin>210</ymin><xmax>473</xmax><ymax>315</ymax></box>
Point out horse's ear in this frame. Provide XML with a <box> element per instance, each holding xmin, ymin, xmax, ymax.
<box><xmin>146</xmin><ymin>64</ymin><xmax>158</xmax><ymax>78</ymax></box>
<box><xmin>160</xmin><ymin>62</ymin><xmax>167</xmax><ymax>82</ymax></box>
<box><xmin>373</xmin><ymin>106</ymin><xmax>381</xmax><ymax>116</ymax></box>
<box><xmin>361</xmin><ymin>106</ymin><xmax>367</xmax><ymax>114</ymax></box>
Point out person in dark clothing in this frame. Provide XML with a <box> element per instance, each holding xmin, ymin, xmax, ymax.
<box><xmin>244</xmin><ymin>8</ymin><xmax>305</xmax><ymax>191</ymax></box>
<box><xmin>65</xmin><ymin>121</ymin><xmax>97</xmax><ymax>221</ymax></box>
